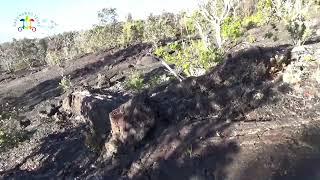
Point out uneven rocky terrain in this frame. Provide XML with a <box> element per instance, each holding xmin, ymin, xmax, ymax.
<box><xmin>0</xmin><ymin>25</ymin><xmax>320</xmax><ymax>180</ymax></box>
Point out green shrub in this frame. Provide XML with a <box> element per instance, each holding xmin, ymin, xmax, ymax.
<box><xmin>125</xmin><ymin>72</ymin><xmax>173</xmax><ymax>92</ymax></box>
<box><xmin>122</xmin><ymin>20</ymin><xmax>145</xmax><ymax>46</ymax></box>
<box><xmin>144</xmin><ymin>12</ymin><xmax>180</xmax><ymax>44</ymax></box>
<box><xmin>155</xmin><ymin>40</ymin><xmax>223</xmax><ymax>77</ymax></box>
<box><xmin>237</xmin><ymin>0</ymin><xmax>272</xmax><ymax>30</ymax></box>
<box><xmin>59</xmin><ymin>75</ymin><xmax>72</xmax><ymax>92</ymax></box>
<box><xmin>221</xmin><ymin>17</ymin><xmax>243</xmax><ymax>40</ymax></box>
<box><xmin>45</xmin><ymin>50</ymin><xmax>62</xmax><ymax>65</ymax></box>
<box><xmin>257</xmin><ymin>0</ymin><xmax>273</xmax><ymax>20</ymax></box>
<box><xmin>45</xmin><ymin>32</ymin><xmax>79</xmax><ymax>65</ymax></box>
<box><xmin>286</xmin><ymin>17</ymin><xmax>308</xmax><ymax>45</ymax></box>
<box><xmin>179</xmin><ymin>11</ymin><xmax>200</xmax><ymax>37</ymax></box>
<box><xmin>242</xmin><ymin>12</ymin><xmax>265</xmax><ymax>29</ymax></box>
<box><xmin>75</xmin><ymin>25</ymin><xmax>122</xmax><ymax>54</ymax></box>
<box><xmin>0</xmin><ymin>130</ymin><xmax>29</xmax><ymax>152</ymax></box>
<box><xmin>147</xmin><ymin>74</ymin><xmax>173</xmax><ymax>89</ymax></box>
<box><xmin>274</xmin><ymin>0</ymin><xmax>313</xmax><ymax>45</ymax></box>
<box><xmin>248</xmin><ymin>35</ymin><xmax>257</xmax><ymax>43</ymax></box>
<box><xmin>125</xmin><ymin>72</ymin><xmax>145</xmax><ymax>92</ymax></box>
<box><xmin>0</xmin><ymin>38</ymin><xmax>48</xmax><ymax>71</ymax></box>
<box><xmin>264</xmin><ymin>31</ymin><xmax>274</xmax><ymax>39</ymax></box>
<box><xmin>0</xmin><ymin>31</ymin><xmax>81</xmax><ymax>70</ymax></box>
<box><xmin>220</xmin><ymin>0</ymin><xmax>271</xmax><ymax>42</ymax></box>
<box><xmin>74</xmin><ymin>7</ymin><xmax>121</xmax><ymax>52</ymax></box>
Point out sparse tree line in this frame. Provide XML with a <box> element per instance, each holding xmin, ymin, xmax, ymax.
<box><xmin>0</xmin><ymin>0</ymin><xmax>318</xmax><ymax>75</ymax></box>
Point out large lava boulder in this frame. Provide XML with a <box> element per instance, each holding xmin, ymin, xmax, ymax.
<box><xmin>62</xmin><ymin>90</ymin><xmax>128</xmax><ymax>147</ymax></box>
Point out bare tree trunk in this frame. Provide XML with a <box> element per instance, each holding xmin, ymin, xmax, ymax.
<box><xmin>198</xmin><ymin>0</ymin><xmax>239</xmax><ymax>49</ymax></box>
<box><xmin>214</xmin><ymin>21</ymin><xmax>223</xmax><ymax>49</ymax></box>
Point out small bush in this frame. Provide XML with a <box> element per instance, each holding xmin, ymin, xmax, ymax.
<box><xmin>59</xmin><ymin>75</ymin><xmax>72</xmax><ymax>92</ymax></box>
<box><xmin>45</xmin><ymin>32</ymin><xmax>79</xmax><ymax>65</ymax></box>
<box><xmin>264</xmin><ymin>32</ymin><xmax>274</xmax><ymax>39</ymax></box>
<box><xmin>45</xmin><ymin>50</ymin><xmax>64</xmax><ymax>66</ymax></box>
<box><xmin>242</xmin><ymin>12</ymin><xmax>265</xmax><ymax>29</ymax></box>
<box><xmin>179</xmin><ymin>11</ymin><xmax>200</xmax><ymax>37</ymax></box>
<box><xmin>125</xmin><ymin>73</ymin><xmax>145</xmax><ymax>92</ymax></box>
<box><xmin>122</xmin><ymin>20</ymin><xmax>145</xmax><ymax>46</ymax></box>
<box><xmin>248</xmin><ymin>35</ymin><xmax>257</xmax><ymax>43</ymax></box>
<box><xmin>155</xmin><ymin>40</ymin><xmax>223</xmax><ymax>77</ymax></box>
<box><xmin>75</xmin><ymin>25</ymin><xmax>122</xmax><ymax>54</ymax></box>
<box><xmin>0</xmin><ymin>127</ymin><xmax>33</xmax><ymax>153</ymax></box>
<box><xmin>272</xmin><ymin>0</ymin><xmax>312</xmax><ymax>46</ymax></box>
<box><xmin>221</xmin><ymin>17</ymin><xmax>243</xmax><ymax>40</ymax></box>
<box><xmin>144</xmin><ymin>12</ymin><xmax>180</xmax><ymax>44</ymax></box>
<box><xmin>147</xmin><ymin>74</ymin><xmax>173</xmax><ymax>89</ymax></box>
<box><xmin>286</xmin><ymin>17</ymin><xmax>307</xmax><ymax>45</ymax></box>
<box><xmin>125</xmin><ymin>72</ymin><xmax>173</xmax><ymax>92</ymax></box>
<box><xmin>0</xmin><ymin>38</ymin><xmax>47</xmax><ymax>71</ymax></box>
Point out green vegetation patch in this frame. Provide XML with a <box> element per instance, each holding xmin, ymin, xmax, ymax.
<box><xmin>154</xmin><ymin>40</ymin><xmax>223</xmax><ymax>77</ymax></box>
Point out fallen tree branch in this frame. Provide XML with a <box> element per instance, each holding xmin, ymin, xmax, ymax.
<box><xmin>147</xmin><ymin>53</ymin><xmax>185</xmax><ymax>82</ymax></box>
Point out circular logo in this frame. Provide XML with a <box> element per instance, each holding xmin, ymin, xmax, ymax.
<box><xmin>13</xmin><ymin>12</ymin><xmax>40</xmax><ymax>32</ymax></box>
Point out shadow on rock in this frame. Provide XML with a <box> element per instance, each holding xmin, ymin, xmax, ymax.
<box><xmin>237</xmin><ymin>124</ymin><xmax>320</xmax><ymax>180</ymax></box>
<box><xmin>1</xmin><ymin>44</ymin><xmax>295</xmax><ymax>179</ymax></box>
<box><xmin>145</xmin><ymin>141</ymin><xmax>240</xmax><ymax>180</ymax></box>
<box><xmin>62</xmin><ymin>90</ymin><xmax>131</xmax><ymax>148</ymax></box>
<box><xmin>96</xmin><ymin>45</ymin><xmax>290</xmax><ymax>179</ymax></box>
<box><xmin>0</xmin><ymin>126</ymin><xmax>98</xmax><ymax>179</ymax></box>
